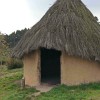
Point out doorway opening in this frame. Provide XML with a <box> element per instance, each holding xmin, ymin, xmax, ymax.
<box><xmin>41</xmin><ymin>48</ymin><xmax>61</xmax><ymax>85</ymax></box>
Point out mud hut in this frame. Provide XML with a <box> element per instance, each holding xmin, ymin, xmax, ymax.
<box><xmin>12</xmin><ymin>0</ymin><xmax>100</xmax><ymax>86</ymax></box>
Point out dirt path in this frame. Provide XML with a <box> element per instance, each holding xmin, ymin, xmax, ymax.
<box><xmin>32</xmin><ymin>84</ymin><xmax>56</xmax><ymax>97</ymax></box>
<box><xmin>35</xmin><ymin>84</ymin><xmax>55</xmax><ymax>92</ymax></box>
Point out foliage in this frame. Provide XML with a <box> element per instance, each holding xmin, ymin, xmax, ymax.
<box><xmin>7</xmin><ymin>58</ymin><xmax>23</xmax><ymax>70</ymax></box>
<box><xmin>94</xmin><ymin>16</ymin><xmax>100</xmax><ymax>24</ymax></box>
<box><xmin>0</xmin><ymin>33</ymin><xmax>10</xmax><ymax>64</ymax></box>
<box><xmin>0</xmin><ymin>66</ymin><xmax>37</xmax><ymax>100</ymax></box>
<box><xmin>0</xmin><ymin>28</ymin><xmax>28</xmax><ymax>65</ymax></box>
<box><xmin>5</xmin><ymin>28</ymin><xmax>29</xmax><ymax>48</ymax></box>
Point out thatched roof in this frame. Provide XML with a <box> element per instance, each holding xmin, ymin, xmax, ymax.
<box><xmin>12</xmin><ymin>0</ymin><xmax>100</xmax><ymax>61</ymax></box>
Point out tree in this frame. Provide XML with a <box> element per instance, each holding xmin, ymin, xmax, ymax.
<box><xmin>0</xmin><ymin>32</ymin><xmax>10</xmax><ymax>65</ymax></box>
<box><xmin>5</xmin><ymin>28</ymin><xmax>29</xmax><ymax>48</ymax></box>
<box><xmin>94</xmin><ymin>16</ymin><xmax>100</xmax><ymax>24</ymax></box>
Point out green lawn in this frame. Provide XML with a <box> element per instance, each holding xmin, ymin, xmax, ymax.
<box><xmin>0</xmin><ymin>65</ymin><xmax>100</xmax><ymax>100</ymax></box>
<box><xmin>35</xmin><ymin>84</ymin><xmax>100</xmax><ymax>100</ymax></box>
<box><xmin>0</xmin><ymin>66</ymin><xmax>37</xmax><ymax>100</ymax></box>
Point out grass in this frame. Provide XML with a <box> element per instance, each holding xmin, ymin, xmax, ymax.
<box><xmin>35</xmin><ymin>84</ymin><xmax>100</xmax><ymax>100</ymax></box>
<box><xmin>0</xmin><ymin>65</ymin><xmax>100</xmax><ymax>100</ymax></box>
<box><xmin>0</xmin><ymin>65</ymin><xmax>37</xmax><ymax>100</ymax></box>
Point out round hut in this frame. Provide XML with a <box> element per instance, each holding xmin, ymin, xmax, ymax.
<box><xmin>12</xmin><ymin>0</ymin><xmax>100</xmax><ymax>86</ymax></box>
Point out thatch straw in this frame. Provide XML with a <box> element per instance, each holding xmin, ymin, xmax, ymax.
<box><xmin>12</xmin><ymin>0</ymin><xmax>100</xmax><ymax>61</ymax></box>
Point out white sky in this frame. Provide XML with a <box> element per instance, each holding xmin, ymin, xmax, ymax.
<box><xmin>0</xmin><ymin>0</ymin><xmax>100</xmax><ymax>34</ymax></box>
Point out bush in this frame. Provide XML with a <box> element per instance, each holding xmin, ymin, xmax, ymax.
<box><xmin>0</xmin><ymin>60</ymin><xmax>6</xmax><ymax>65</ymax></box>
<box><xmin>7</xmin><ymin>58</ymin><xmax>23</xmax><ymax>69</ymax></box>
<box><xmin>2</xmin><ymin>60</ymin><xmax>6</xmax><ymax>65</ymax></box>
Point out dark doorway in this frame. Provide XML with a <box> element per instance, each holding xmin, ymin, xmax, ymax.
<box><xmin>41</xmin><ymin>48</ymin><xmax>61</xmax><ymax>85</ymax></box>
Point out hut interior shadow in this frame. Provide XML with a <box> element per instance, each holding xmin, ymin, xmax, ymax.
<box><xmin>41</xmin><ymin>48</ymin><xmax>61</xmax><ymax>85</ymax></box>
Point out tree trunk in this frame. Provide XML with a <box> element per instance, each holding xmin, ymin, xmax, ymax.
<box><xmin>21</xmin><ymin>77</ymin><xmax>25</xmax><ymax>89</ymax></box>
<box><xmin>0</xmin><ymin>61</ymin><xmax>2</xmax><ymax>65</ymax></box>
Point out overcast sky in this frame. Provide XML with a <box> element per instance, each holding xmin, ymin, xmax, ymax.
<box><xmin>0</xmin><ymin>0</ymin><xmax>100</xmax><ymax>34</ymax></box>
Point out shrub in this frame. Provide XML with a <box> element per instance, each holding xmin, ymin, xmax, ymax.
<box><xmin>7</xmin><ymin>58</ymin><xmax>23</xmax><ymax>69</ymax></box>
<box><xmin>2</xmin><ymin>60</ymin><xmax>6</xmax><ymax>65</ymax></box>
<box><xmin>0</xmin><ymin>60</ymin><xmax>6</xmax><ymax>65</ymax></box>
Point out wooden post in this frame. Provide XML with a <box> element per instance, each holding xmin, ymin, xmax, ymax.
<box><xmin>21</xmin><ymin>77</ymin><xmax>25</xmax><ymax>89</ymax></box>
<box><xmin>0</xmin><ymin>61</ymin><xmax>2</xmax><ymax>65</ymax></box>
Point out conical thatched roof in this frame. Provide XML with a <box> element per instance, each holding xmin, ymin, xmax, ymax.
<box><xmin>12</xmin><ymin>0</ymin><xmax>100</xmax><ymax>61</ymax></box>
